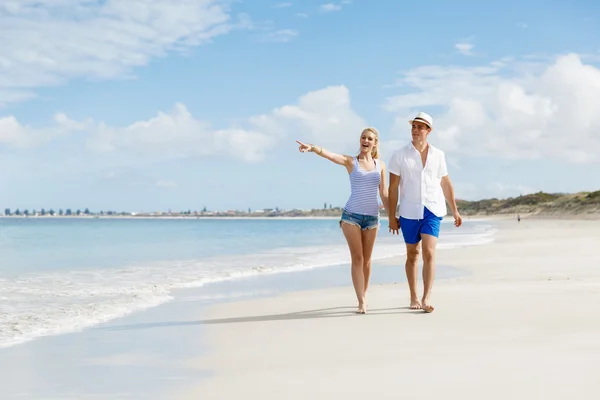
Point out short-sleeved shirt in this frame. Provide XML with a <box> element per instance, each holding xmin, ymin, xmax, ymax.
<box><xmin>388</xmin><ymin>142</ymin><xmax>448</xmax><ymax>219</ymax></box>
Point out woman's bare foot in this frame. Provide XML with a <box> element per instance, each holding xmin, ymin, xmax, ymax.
<box><xmin>410</xmin><ymin>297</ymin><xmax>422</xmax><ymax>309</ymax></box>
<box><xmin>422</xmin><ymin>296</ymin><xmax>434</xmax><ymax>313</ymax></box>
<box><xmin>356</xmin><ymin>298</ymin><xmax>367</xmax><ymax>314</ymax></box>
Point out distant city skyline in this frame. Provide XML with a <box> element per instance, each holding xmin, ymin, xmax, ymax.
<box><xmin>3</xmin><ymin>188</ymin><xmax>594</xmax><ymax>217</ymax></box>
<box><xmin>1</xmin><ymin>0</ymin><xmax>599</xmax><ymax>211</ymax></box>
<box><xmin>1</xmin><ymin>202</ymin><xmax>338</xmax><ymax>215</ymax></box>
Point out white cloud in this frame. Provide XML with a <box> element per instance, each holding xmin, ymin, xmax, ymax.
<box><xmin>84</xmin><ymin>103</ymin><xmax>276</xmax><ymax>163</ymax></box>
<box><xmin>260</xmin><ymin>29</ymin><xmax>299</xmax><ymax>43</ymax></box>
<box><xmin>0</xmin><ymin>0</ymin><xmax>237</xmax><ymax>106</ymax></box>
<box><xmin>235</xmin><ymin>11</ymin><xmax>297</xmax><ymax>43</ymax></box>
<box><xmin>274</xmin><ymin>2</ymin><xmax>292</xmax><ymax>8</ymax></box>
<box><xmin>0</xmin><ymin>86</ymin><xmax>366</xmax><ymax>164</ymax></box>
<box><xmin>320</xmin><ymin>4</ymin><xmax>342</xmax><ymax>12</ymax></box>
<box><xmin>384</xmin><ymin>53</ymin><xmax>600</xmax><ymax>164</ymax></box>
<box><xmin>251</xmin><ymin>85</ymin><xmax>367</xmax><ymax>152</ymax></box>
<box><xmin>298</xmin><ymin>1</ymin><xmax>351</xmax><ymax>18</ymax></box>
<box><xmin>0</xmin><ymin>113</ymin><xmax>81</xmax><ymax>148</ymax></box>
<box><xmin>455</xmin><ymin>42</ymin><xmax>474</xmax><ymax>56</ymax></box>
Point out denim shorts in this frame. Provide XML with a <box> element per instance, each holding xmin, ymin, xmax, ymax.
<box><xmin>340</xmin><ymin>209</ymin><xmax>379</xmax><ymax>231</ymax></box>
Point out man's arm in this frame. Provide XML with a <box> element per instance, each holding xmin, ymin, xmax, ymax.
<box><xmin>386</xmin><ymin>150</ymin><xmax>402</xmax><ymax>234</ymax></box>
<box><xmin>388</xmin><ymin>172</ymin><xmax>400</xmax><ymax>234</ymax></box>
<box><xmin>388</xmin><ymin>173</ymin><xmax>400</xmax><ymax>220</ymax></box>
<box><xmin>441</xmin><ymin>175</ymin><xmax>462</xmax><ymax>227</ymax></box>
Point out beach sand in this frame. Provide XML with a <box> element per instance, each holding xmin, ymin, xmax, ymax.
<box><xmin>174</xmin><ymin>218</ymin><xmax>600</xmax><ymax>399</ymax></box>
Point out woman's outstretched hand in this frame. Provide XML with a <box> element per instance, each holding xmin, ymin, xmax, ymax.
<box><xmin>296</xmin><ymin>140</ymin><xmax>312</xmax><ymax>153</ymax></box>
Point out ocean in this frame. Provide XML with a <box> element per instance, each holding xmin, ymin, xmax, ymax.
<box><xmin>0</xmin><ymin>216</ymin><xmax>495</xmax><ymax>350</ymax></box>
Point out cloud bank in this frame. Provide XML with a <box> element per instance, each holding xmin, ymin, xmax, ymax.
<box><xmin>0</xmin><ymin>0</ymin><xmax>235</xmax><ymax>106</ymax></box>
<box><xmin>1</xmin><ymin>86</ymin><xmax>367</xmax><ymax>164</ymax></box>
<box><xmin>385</xmin><ymin>53</ymin><xmax>600</xmax><ymax>164</ymax></box>
<box><xmin>2</xmin><ymin>53</ymin><xmax>599</xmax><ymax>169</ymax></box>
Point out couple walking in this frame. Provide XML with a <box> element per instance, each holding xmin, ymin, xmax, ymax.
<box><xmin>296</xmin><ymin>112</ymin><xmax>462</xmax><ymax>314</ymax></box>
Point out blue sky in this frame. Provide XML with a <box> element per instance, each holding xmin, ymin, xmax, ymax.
<box><xmin>1</xmin><ymin>0</ymin><xmax>599</xmax><ymax>212</ymax></box>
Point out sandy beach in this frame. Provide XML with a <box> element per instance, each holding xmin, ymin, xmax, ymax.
<box><xmin>174</xmin><ymin>218</ymin><xmax>600</xmax><ymax>399</ymax></box>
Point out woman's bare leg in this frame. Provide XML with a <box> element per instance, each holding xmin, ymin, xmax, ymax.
<box><xmin>361</xmin><ymin>227</ymin><xmax>378</xmax><ymax>301</ymax></box>
<box><xmin>341</xmin><ymin>222</ymin><xmax>366</xmax><ymax>313</ymax></box>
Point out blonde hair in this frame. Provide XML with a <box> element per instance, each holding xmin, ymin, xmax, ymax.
<box><xmin>359</xmin><ymin>127</ymin><xmax>380</xmax><ymax>159</ymax></box>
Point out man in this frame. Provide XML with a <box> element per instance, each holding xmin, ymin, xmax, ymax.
<box><xmin>387</xmin><ymin>111</ymin><xmax>462</xmax><ymax>313</ymax></box>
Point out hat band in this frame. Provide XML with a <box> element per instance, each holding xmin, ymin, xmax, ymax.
<box><xmin>413</xmin><ymin>117</ymin><xmax>431</xmax><ymax>126</ymax></box>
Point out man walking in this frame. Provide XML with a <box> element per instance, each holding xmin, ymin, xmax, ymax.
<box><xmin>387</xmin><ymin>112</ymin><xmax>462</xmax><ymax>313</ymax></box>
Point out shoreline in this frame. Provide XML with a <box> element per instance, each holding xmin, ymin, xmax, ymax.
<box><xmin>0</xmin><ymin>248</ymin><xmax>475</xmax><ymax>352</ymax></box>
<box><xmin>0</xmin><ymin>222</ymin><xmax>491</xmax><ymax>398</ymax></box>
<box><xmin>174</xmin><ymin>218</ymin><xmax>600</xmax><ymax>399</ymax></box>
<box><xmin>1</xmin><ymin>213</ymin><xmax>598</xmax><ymax>220</ymax></box>
<box><xmin>0</xmin><ymin>216</ymin><xmax>494</xmax><ymax>352</ymax></box>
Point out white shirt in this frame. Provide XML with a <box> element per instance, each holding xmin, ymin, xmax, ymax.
<box><xmin>388</xmin><ymin>142</ymin><xmax>448</xmax><ymax>219</ymax></box>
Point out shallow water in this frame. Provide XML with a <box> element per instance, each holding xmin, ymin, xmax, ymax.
<box><xmin>0</xmin><ymin>217</ymin><xmax>495</xmax><ymax>349</ymax></box>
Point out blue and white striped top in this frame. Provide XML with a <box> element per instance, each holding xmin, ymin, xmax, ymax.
<box><xmin>343</xmin><ymin>157</ymin><xmax>381</xmax><ymax>217</ymax></box>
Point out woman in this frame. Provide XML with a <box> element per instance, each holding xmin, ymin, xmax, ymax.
<box><xmin>296</xmin><ymin>128</ymin><xmax>389</xmax><ymax>314</ymax></box>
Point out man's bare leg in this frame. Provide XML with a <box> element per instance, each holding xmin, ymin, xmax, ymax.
<box><xmin>420</xmin><ymin>233</ymin><xmax>438</xmax><ymax>312</ymax></box>
<box><xmin>405</xmin><ymin>242</ymin><xmax>421</xmax><ymax>309</ymax></box>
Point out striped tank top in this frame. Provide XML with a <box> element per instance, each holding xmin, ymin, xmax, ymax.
<box><xmin>344</xmin><ymin>157</ymin><xmax>381</xmax><ymax>217</ymax></box>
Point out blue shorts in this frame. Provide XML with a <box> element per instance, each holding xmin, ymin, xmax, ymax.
<box><xmin>399</xmin><ymin>207</ymin><xmax>443</xmax><ymax>244</ymax></box>
<box><xmin>340</xmin><ymin>209</ymin><xmax>379</xmax><ymax>231</ymax></box>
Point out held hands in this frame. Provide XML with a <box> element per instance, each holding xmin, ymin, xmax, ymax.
<box><xmin>388</xmin><ymin>217</ymin><xmax>400</xmax><ymax>235</ymax></box>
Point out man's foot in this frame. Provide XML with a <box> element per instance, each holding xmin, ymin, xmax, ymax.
<box><xmin>409</xmin><ymin>298</ymin><xmax>422</xmax><ymax>309</ymax></box>
<box><xmin>422</xmin><ymin>297</ymin><xmax>434</xmax><ymax>313</ymax></box>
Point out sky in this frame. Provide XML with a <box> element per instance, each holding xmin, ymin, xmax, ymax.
<box><xmin>1</xmin><ymin>0</ymin><xmax>599</xmax><ymax>212</ymax></box>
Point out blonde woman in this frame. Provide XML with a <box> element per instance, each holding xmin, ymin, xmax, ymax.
<box><xmin>296</xmin><ymin>128</ymin><xmax>389</xmax><ymax>314</ymax></box>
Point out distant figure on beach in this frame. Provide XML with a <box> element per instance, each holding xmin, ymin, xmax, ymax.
<box><xmin>387</xmin><ymin>112</ymin><xmax>462</xmax><ymax>313</ymax></box>
<box><xmin>296</xmin><ymin>128</ymin><xmax>389</xmax><ymax>314</ymax></box>
<box><xmin>517</xmin><ymin>214</ymin><xmax>521</xmax><ymax>223</ymax></box>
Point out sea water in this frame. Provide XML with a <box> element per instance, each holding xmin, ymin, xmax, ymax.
<box><xmin>0</xmin><ymin>216</ymin><xmax>495</xmax><ymax>349</ymax></box>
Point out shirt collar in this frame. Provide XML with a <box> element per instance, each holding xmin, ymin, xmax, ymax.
<box><xmin>407</xmin><ymin>141</ymin><xmax>434</xmax><ymax>154</ymax></box>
